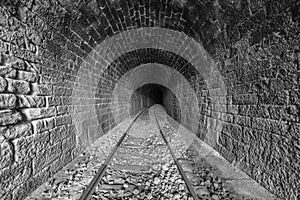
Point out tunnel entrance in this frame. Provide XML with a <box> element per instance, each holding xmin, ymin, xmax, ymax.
<box><xmin>130</xmin><ymin>83</ymin><xmax>181</xmax><ymax>122</ymax></box>
<box><xmin>139</xmin><ymin>83</ymin><xmax>164</xmax><ymax>105</ymax></box>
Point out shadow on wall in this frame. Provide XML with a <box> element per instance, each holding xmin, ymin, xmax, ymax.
<box><xmin>130</xmin><ymin>83</ymin><xmax>181</xmax><ymax>122</ymax></box>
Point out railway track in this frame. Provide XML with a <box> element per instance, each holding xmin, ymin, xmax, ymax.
<box><xmin>79</xmin><ymin>107</ymin><xmax>199</xmax><ymax>200</ymax></box>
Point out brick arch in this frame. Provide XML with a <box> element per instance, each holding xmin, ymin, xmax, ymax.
<box><xmin>95</xmin><ymin>48</ymin><xmax>204</xmax><ymax>133</ymax></box>
<box><xmin>96</xmin><ymin>48</ymin><xmax>201</xmax><ymax>95</ymax></box>
<box><xmin>62</xmin><ymin>0</ymin><xmax>221</xmax><ymax>57</ymax></box>
<box><xmin>48</xmin><ymin>0</ymin><xmax>280</xmax><ymax>67</ymax></box>
<box><xmin>72</xmin><ymin>27</ymin><xmax>226</xmax><ymax>149</ymax></box>
<box><xmin>111</xmin><ymin>63</ymin><xmax>202</xmax><ymax>147</ymax></box>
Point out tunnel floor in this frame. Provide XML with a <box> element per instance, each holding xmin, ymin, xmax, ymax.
<box><xmin>25</xmin><ymin>106</ymin><xmax>276</xmax><ymax>200</ymax></box>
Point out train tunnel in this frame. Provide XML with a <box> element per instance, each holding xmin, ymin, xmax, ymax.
<box><xmin>0</xmin><ymin>0</ymin><xmax>299</xmax><ymax>199</ymax></box>
<box><xmin>130</xmin><ymin>83</ymin><xmax>181</xmax><ymax>121</ymax></box>
<box><xmin>137</xmin><ymin>84</ymin><xmax>165</xmax><ymax>106</ymax></box>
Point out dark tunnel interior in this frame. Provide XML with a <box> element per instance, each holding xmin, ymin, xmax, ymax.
<box><xmin>139</xmin><ymin>83</ymin><xmax>165</xmax><ymax>105</ymax></box>
<box><xmin>130</xmin><ymin>83</ymin><xmax>181</xmax><ymax>122</ymax></box>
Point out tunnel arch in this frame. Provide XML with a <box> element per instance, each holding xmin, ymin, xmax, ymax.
<box><xmin>72</xmin><ymin>27</ymin><xmax>226</xmax><ymax>149</ymax></box>
<box><xmin>95</xmin><ymin>49</ymin><xmax>204</xmax><ymax>130</ymax></box>
<box><xmin>111</xmin><ymin>63</ymin><xmax>200</xmax><ymax>139</ymax></box>
<box><xmin>129</xmin><ymin>83</ymin><xmax>180</xmax><ymax>115</ymax></box>
<box><xmin>63</xmin><ymin>0</ymin><xmax>221</xmax><ymax>57</ymax></box>
<box><xmin>131</xmin><ymin>83</ymin><xmax>166</xmax><ymax>106</ymax></box>
<box><xmin>129</xmin><ymin>83</ymin><xmax>182</xmax><ymax>126</ymax></box>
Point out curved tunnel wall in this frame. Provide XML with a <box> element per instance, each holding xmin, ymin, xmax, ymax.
<box><xmin>163</xmin><ymin>88</ymin><xmax>181</xmax><ymax>123</ymax></box>
<box><xmin>111</xmin><ymin>63</ymin><xmax>201</xmax><ymax>136</ymax></box>
<box><xmin>0</xmin><ymin>0</ymin><xmax>299</xmax><ymax>199</ymax></box>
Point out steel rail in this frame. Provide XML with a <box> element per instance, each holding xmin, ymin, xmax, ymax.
<box><xmin>154</xmin><ymin>109</ymin><xmax>200</xmax><ymax>200</ymax></box>
<box><xmin>79</xmin><ymin>108</ymin><xmax>148</xmax><ymax>200</ymax></box>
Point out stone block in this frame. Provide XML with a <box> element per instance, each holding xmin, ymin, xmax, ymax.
<box><xmin>0</xmin><ymin>76</ymin><xmax>7</xmax><ymax>92</ymax></box>
<box><xmin>290</xmin><ymin>123</ymin><xmax>300</xmax><ymax>139</ymax></box>
<box><xmin>221</xmin><ymin>123</ymin><xmax>242</xmax><ymax>140</ymax></box>
<box><xmin>49</xmin><ymin>157</ymin><xmax>62</xmax><ymax>176</ymax></box>
<box><xmin>16</xmin><ymin>95</ymin><xmax>45</xmax><ymax>108</ymax></box>
<box><xmin>61</xmin><ymin>96</ymin><xmax>72</xmax><ymax>105</ymax></box>
<box><xmin>47</xmin><ymin>96</ymin><xmax>61</xmax><ymax>106</ymax></box>
<box><xmin>53</xmin><ymin>86</ymin><xmax>66</xmax><ymax>96</ymax></box>
<box><xmin>248</xmin><ymin>105</ymin><xmax>269</xmax><ymax>118</ymax></box>
<box><xmin>62</xmin><ymin>134</ymin><xmax>76</xmax><ymax>152</ymax></box>
<box><xmin>2</xmin><ymin>123</ymin><xmax>32</xmax><ymax>139</ymax></box>
<box><xmin>0</xmin><ymin>94</ymin><xmax>17</xmax><ymax>109</ymax></box>
<box><xmin>259</xmin><ymin>90</ymin><xmax>289</xmax><ymax>105</ymax></box>
<box><xmin>60</xmin><ymin>149</ymin><xmax>73</xmax><ymax>166</ymax></box>
<box><xmin>0</xmin><ymin>66</ymin><xmax>17</xmax><ymax>78</ymax></box>
<box><xmin>56</xmin><ymin>114</ymin><xmax>72</xmax><ymax>126</ymax></box>
<box><xmin>10</xmin><ymin>60</ymin><xmax>26</xmax><ymax>70</ymax></box>
<box><xmin>0</xmin><ymin>135</ymin><xmax>4</xmax><ymax>143</ymax></box>
<box><xmin>32</xmin><ymin>166</ymin><xmax>51</xmax><ymax>188</ymax></box>
<box><xmin>56</xmin><ymin>105</ymin><xmax>69</xmax><ymax>115</ymax></box>
<box><xmin>221</xmin><ymin>113</ymin><xmax>234</xmax><ymax>123</ymax></box>
<box><xmin>0</xmin><ymin>141</ymin><xmax>13</xmax><ymax>169</ymax></box>
<box><xmin>285</xmin><ymin>106</ymin><xmax>299</xmax><ymax>121</ymax></box>
<box><xmin>7</xmin><ymin>79</ymin><xmax>30</xmax><ymax>94</ymax></box>
<box><xmin>234</xmin><ymin>115</ymin><xmax>252</xmax><ymax>127</ymax></box>
<box><xmin>0</xmin><ymin>193</ymin><xmax>12</xmax><ymax>200</ymax></box>
<box><xmin>204</xmin><ymin>129</ymin><xmax>218</xmax><ymax>146</ymax></box>
<box><xmin>31</xmin><ymin>118</ymin><xmax>55</xmax><ymax>134</ymax></box>
<box><xmin>21</xmin><ymin>107</ymin><xmax>56</xmax><ymax>120</ymax></box>
<box><xmin>0</xmin><ymin>110</ymin><xmax>22</xmax><ymax>126</ymax></box>
<box><xmin>31</xmin><ymin>83</ymin><xmax>52</xmax><ymax>95</ymax></box>
<box><xmin>47</xmin><ymin>143</ymin><xmax>62</xmax><ymax>164</ymax></box>
<box><xmin>17</xmin><ymin>71</ymin><xmax>38</xmax><ymax>82</ymax></box>
<box><xmin>13</xmin><ymin>166</ymin><xmax>50</xmax><ymax>200</ymax></box>
<box><xmin>39</xmin><ymin>75</ymin><xmax>51</xmax><ymax>84</ymax></box>
<box><xmin>214</xmin><ymin>103</ymin><xmax>227</xmax><ymax>112</ymax></box>
<box><xmin>32</xmin><ymin>150</ymin><xmax>47</xmax><ymax>175</ymax></box>
<box><xmin>227</xmin><ymin>104</ymin><xmax>238</xmax><ymax>114</ymax></box>
<box><xmin>211</xmin><ymin>111</ymin><xmax>221</xmax><ymax>119</ymax></box>
<box><xmin>252</xmin><ymin>118</ymin><xmax>288</xmax><ymax>135</ymax></box>
<box><xmin>233</xmin><ymin>93</ymin><xmax>258</xmax><ymax>105</ymax></box>
<box><xmin>33</xmin><ymin>131</ymin><xmax>50</xmax><ymax>154</ymax></box>
<box><xmin>0</xmin><ymin>161</ymin><xmax>31</xmax><ymax>197</ymax></box>
<box><xmin>50</xmin><ymin>125</ymin><xmax>67</xmax><ymax>144</ymax></box>
<box><xmin>290</xmin><ymin>90</ymin><xmax>300</xmax><ymax>105</ymax></box>
<box><xmin>68</xmin><ymin>124</ymin><xmax>76</xmax><ymax>135</ymax></box>
<box><xmin>268</xmin><ymin>105</ymin><xmax>284</xmax><ymax>120</ymax></box>
<box><xmin>268</xmin><ymin>105</ymin><xmax>299</xmax><ymax>121</ymax></box>
<box><xmin>238</xmin><ymin>105</ymin><xmax>250</xmax><ymax>115</ymax></box>
<box><xmin>242</xmin><ymin>127</ymin><xmax>267</xmax><ymax>145</ymax></box>
<box><xmin>217</xmin><ymin>144</ymin><xmax>235</xmax><ymax>163</ymax></box>
<box><xmin>0</xmin><ymin>167</ymin><xmax>11</xmax><ymax>196</ymax></box>
<box><xmin>10</xmin><ymin>160</ymin><xmax>32</xmax><ymax>190</ymax></box>
<box><xmin>12</xmin><ymin>136</ymin><xmax>35</xmax><ymax>163</ymax></box>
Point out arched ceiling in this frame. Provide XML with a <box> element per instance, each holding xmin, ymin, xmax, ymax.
<box><xmin>96</xmin><ymin>48</ymin><xmax>201</xmax><ymax>93</ymax></box>
<box><xmin>31</xmin><ymin>0</ymin><xmax>298</xmax><ymax>62</ymax></box>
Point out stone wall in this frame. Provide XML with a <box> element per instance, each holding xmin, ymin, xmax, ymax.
<box><xmin>163</xmin><ymin>88</ymin><xmax>181</xmax><ymax>122</ymax></box>
<box><xmin>0</xmin><ymin>0</ymin><xmax>299</xmax><ymax>199</ymax></box>
<box><xmin>130</xmin><ymin>87</ymin><xmax>155</xmax><ymax>115</ymax></box>
<box><xmin>211</xmin><ymin>3</ymin><xmax>300</xmax><ymax>198</ymax></box>
<box><xmin>0</xmin><ymin>1</ymin><xmax>76</xmax><ymax>199</ymax></box>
